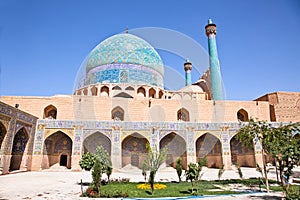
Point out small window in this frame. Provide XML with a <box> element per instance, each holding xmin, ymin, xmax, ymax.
<box><xmin>44</xmin><ymin>105</ymin><xmax>57</xmax><ymax>119</ymax></box>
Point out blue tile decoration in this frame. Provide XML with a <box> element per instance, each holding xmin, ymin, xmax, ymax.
<box><xmin>74</xmin><ymin>33</ymin><xmax>164</xmax><ymax>90</ymax></box>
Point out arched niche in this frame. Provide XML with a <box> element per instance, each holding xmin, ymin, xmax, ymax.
<box><xmin>237</xmin><ymin>109</ymin><xmax>249</xmax><ymax>122</ymax></box>
<box><xmin>125</xmin><ymin>86</ymin><xmax>134</xmax><ymax>91</ymax></box>
<box><xmin>177</xmin><ymin>108</ymin><xmax>190</xmax><ymax>122</ymax></box>
<box><xmin>42</xmin><ymin>131</ymin><xmax>73</xmax><ymax>169</ymax></box>
<box><xmin>100</xmin><ymin>86</ymin><xmax>109</xmax><ymax>96</ymax></box>
<box><xmin>83</xmin><ymin>88</ymin><xmax>88</xmax><ymax>96</ymax></box>
<box><xmin>83</xmin><ymin>132</ymin><xmax>111</xmax><ymax>155</ymax></box>
<box><xmin>230</xmin><ymin>134</ymin><xmax>255</xmax><ymax>167</ymax></box>
<box><xmin>112</xmin><ymin>86</ymin><xmax>122</xmax><ymax>90</ymax></box>
<box><xmin>43</xmin><ymin>105</ymin><xmax>57</xmax><ymax>119</ymax></box>
<box><xmin>9</xmin><ymin>127</ymin><xmax>29</xmax><ymax>171</ymax></box>
<box><xmin>149</xmin><ymin>88</ymin><xmax>156</xmax><ymax>98</ymax></box>
<box><xmin>122</xmin><ymin>133</ymin><xmax>148</xmax><ymax>168</ymax></box>
<box><xmin>0</xmin><ymin>122</ymin><xmax>7</xmax><ymax>150</ymax></box>
<box><xmin>158</xmin><ymin>91</ymin><xmax>164</xmax><ymax>99</ymax></box>
<box><xmin>137</xmin><ymin>87</ymin><xmax>146</xmax><ymax>97</ymax></box>
<box><xmin>111</xmin><ymin>106</ymin><xmax>124</xmax><ymax>121</ymax></box>
<box><xmin>159</xmin><ymin>132</ymin><xmax>187</xmax><ymax>169</ymax></box>
<box><xmin>91</xmin><ymin>86</ymin><xmax>98</xmax><ymax>96</ymax></box>
<box><xmin>196</xmin><ymin>133</ymin><xmax>222</xmax><ymax>168</ymax></box>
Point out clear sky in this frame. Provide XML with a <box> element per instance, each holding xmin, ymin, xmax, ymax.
<box><xmin>0</xmin><ymin>0</ymin><xmax>299</xmax><ymax>100</ymax></box>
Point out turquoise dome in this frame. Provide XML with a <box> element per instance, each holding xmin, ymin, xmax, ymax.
<box><xmin>74</xmin><ymin>33</ymin><xmax>164</xmax><ymax>90</ymax></box>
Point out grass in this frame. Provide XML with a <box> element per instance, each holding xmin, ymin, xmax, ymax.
<box><xmin>95</xmin><ymin>178</ymin><xmax>280</xmax><ymax>198</ymax></box>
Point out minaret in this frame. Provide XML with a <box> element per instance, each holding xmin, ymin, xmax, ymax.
<box><xmin>205</xmin><ymin>19</ymin><xmax>224</xmax><ymax>100</ymax></box>
<box><xmin>184</xmin><ymin>59</ymin><xmax>192</xmax><ymax>86</ymax></box>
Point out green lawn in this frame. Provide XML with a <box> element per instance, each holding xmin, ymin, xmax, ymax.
<box><xmin>93</xmin><ymin>179</ymin><xmax>281</xmax><ymax>198</ymax></box>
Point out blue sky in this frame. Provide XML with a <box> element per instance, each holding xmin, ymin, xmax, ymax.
<box><xmin>0</xmin><ymin>0</ymin><xmax>299</xmax><ymax>100</ymax></box>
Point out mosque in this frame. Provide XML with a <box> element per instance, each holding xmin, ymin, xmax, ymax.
<box><xmin>0</xmin><ymin>20</ymin><xmax>299</xmax><ymax>175</ymax></box>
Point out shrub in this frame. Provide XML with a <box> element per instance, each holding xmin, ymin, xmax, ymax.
<box><xmin>176</xmin><ymin>157</ymin><xmax>183</xmax><ymax>182</ymax></box>
<box><xmin>79</xmin><ymin>152</ymin><xmax>96</xmax><ymax>171</ymax></box>
<box><xmin>285</xmin><ymin>185</ymin><xmax>300</xmax><ymax>200</ymax></box>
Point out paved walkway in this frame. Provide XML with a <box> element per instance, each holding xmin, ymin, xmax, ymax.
<box><xmin>0</xmin><ymin>166</ymin><xmax>291</xmax><ymax>200</ymax></box>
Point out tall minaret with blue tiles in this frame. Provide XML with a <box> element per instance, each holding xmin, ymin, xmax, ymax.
<box><xmin>205</xmin><ymin>19</ymin><xmax>224</xmax><ymax>100</ymax></box>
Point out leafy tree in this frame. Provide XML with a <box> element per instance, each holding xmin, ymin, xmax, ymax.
<box><xmin>79</xmin><ymin>152</ymin><xmax>96</xmax><ymax>171</ymax></box>
<box><xmin>195</xmin><ymin>157</ymin><xmax>207</xmax><ymax>193</ymax></box>
<box><xmin>185</xmin><ymin>163</ymin><xmax>198</xmax><ymax>193</ymax></box>
<box><xmin>236</xmin><ymin>119</ymin><xmax>300</xmax><ymax>193</ymax></box>
<box><xmin>175</xmin><ymin>157</ymin><xmax>183</xmax><ymax>182</ymax></box>
<box><xmin>91</xmin><ymin>146</ymin><xmax>112</xmax><ymax>193</ymax></box>
<box><xmin>92</xmin><ymin>158</ymin><xmax>102</xmax><ymax>193</ymax></box>
<box><xmin>264</xmin><ymin>123</ymin><xmax>300</xmax><ymax>187</ymax></box>
<box><xmin>144</xmin><ymin>142</ymin><xmax>167</xmax><ymax>194</ymax></box>
<box><xmin>185</xmin><ymin>157</ymin><xmax>207</xmax><ymax>195</ymax></box>
<box><xmin>236</xmin><ymin>118</ymin><xmax>271</xmax><ymax>192</ymax></box>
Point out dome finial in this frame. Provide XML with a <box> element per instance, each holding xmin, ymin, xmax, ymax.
<box><xmin>126</xmin><ymin>26</ymin><xmax>128</xmax><ymax>33</ymax></box>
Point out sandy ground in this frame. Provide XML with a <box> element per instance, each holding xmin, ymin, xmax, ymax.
<box><xmin>0</xmin><ymin>166</ymin><xmax>294</xmax><ymax>200</ymax></box>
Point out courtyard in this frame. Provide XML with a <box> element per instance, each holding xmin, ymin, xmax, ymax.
<box><xmin>0</xmin><ymin>166</ymin><xmax>292</xmax><ymax>200</ymax></box>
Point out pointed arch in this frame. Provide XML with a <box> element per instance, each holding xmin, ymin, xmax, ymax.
<box><xmin>83</xmin><ymin>88</ymin><xmax>88</xmax><ymax>96</ymax></box>
<box><xmin>237</xmin><ymin>109</ymin><xmax>249</xmax><ymax>122</ymax></box>
<box><xmin>112</xmin><ymin>85</ymin><xmax>122</xmax><ymax>90</ymax></box>
<box><xmin>42</xmin><ymin>131</ymin><xmax>73</xmax><ymax>169</ymax></box>
<box><xmin>83</xmin><ymin>132</ymin><xmax>111</xmax><ymax>155</ymax></box>
<box><xmin>43</xmin><ymin>105</ymin><xmax>57</xmax><ymax>119</ymax></box>
<box><xmin>230</xmin><ymin>133</ymin><xmax>255</xmax><ymax>167</ymax></box>
<box><xmin>149</xmin><ymin>88</ymin><xmax>156</xmax><ymax>98</ymax></box>
<box><xmin>125</xmin><ymin>86</ymin><xmax>134</xmax><ymax>91</ymax></box>
<box><xmin>113</xmin><ymin>92</ymin><xmax>133</xmax><ymax>98</ymax></box>
<box><xmin>0</xmin><ymin>122</ymin><xmax>7</xmax><ymax>150</ymax></box>
<box><xmin>9</xmin><ymin>127</ymin><xmax>29</xmax><ymax>171</ymax></box>
<box><xmin>159</xmin><ymin>132</ymin><xmax>187</xmax><ymax>169</ymax></box>
<box><xmin>158</xmin><ymin>90</ymin><xmax>164</xmax><ymax>99</ymax></box>
<box><xmin>111</xmin><ymin>106</ymin><xmax>124</xmax><ymax>121</ymax></box>
<box><xmin>196</xmin><ymin>133</ymin><xmax>222</xmax><ymax>168</ymax></box>
<box><xmin>122</xmin><ymin>132</ymin><xmax>149</xmax><ymax>168</ymax></box>
<box><xmin>91</xmin><ymin>86</ymin><xmax>98</xmax><ymax>96</ymax></box>
<box><xmin>100</xmin><ymin>86</ymin><xmax>109</xmax><ymax>96</ymax></box>
<box><xmin>177</xmin><ymin>108</ymin><xmax>190</xmax><ymax>122</ymax></box>
<box><xmin>137</xmin><ymin>87</ymin><xmax>146</xmax><ymax>97</ymax></box>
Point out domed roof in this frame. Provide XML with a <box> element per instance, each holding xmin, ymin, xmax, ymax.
<box><xmin>87</xmin><ymin>33</ymin><xmax>164</xmax><ymax>75</ymax></box>
<box><xmin>74</xmin><ymin>33</ymin><xmax>164</xmax><ymax>90</ymax></box>
<box><xmin>178</xmin><ymin>85</ymin><xmax>204</xmax><ymax>93</ymax></box>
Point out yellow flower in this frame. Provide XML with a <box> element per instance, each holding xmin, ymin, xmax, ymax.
<box><xmin>137</xmin><ymin>183</ymin><xmax>167</xmax><ymax>190</ymax></box>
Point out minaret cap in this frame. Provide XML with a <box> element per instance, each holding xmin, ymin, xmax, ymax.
<box><xmin>205</xmin><ymin>19</ymin><xmax>217</xmax><ymax>36</ymax></box>
<box><xmin>184</xmin><ymin>58</ymin><xmax>192</xmax><ymax>71</ymax></box>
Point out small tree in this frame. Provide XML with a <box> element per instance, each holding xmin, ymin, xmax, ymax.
<box><xmin>265</xmin><ymin>123</ymin><xmax>300</xmax><ymax>187</ymax></box>
<box><xmin>175</xmin><ymin>157</ymin><xmax>183</xmax><ymax>182</ymax></box>
<box><xmin>185</xmin><ymin>163</ymin><xmax>198</xmax><ymax>193</ymax></box>
<box><xmin>236</xmin><ymin>119</ymin><xmax>300</xmax><ymax>194</ymax></box>
<box><xmin>236</xmin><ymin>118</ymin><xmax>271</xmax><ymax>192</ymax></box>
<box><xmin>92</xmin><ymin>158</ymin><xmax>102</xmax><ymax>193</ymax></box>
<box><xmin>144</xmin><ymin>142</ymin><xmax>167</xmax><ymax>194</ymax></box>
<box><xmin>195</xmin><ymin>157</ymin><xmax>207</xmax><ymax>193</ymax></box>
<box><xmin>218</xmin><ymin>164</ymin><xmax>224</xmax><ymax>180</ymax></box>
<box><xmin>91</xmin><ymin>146</ymin><xmax>112</xmax><ymax>193</ymax></box>
<box><xmin>142</xmin><ymin>161</ymin><xmax>148</xmax><ymax>183</ymax></box>
<box><xmin>236</xmin><ymin>164</ymin><xmax>243</xmax><ymax>179</ymax></box>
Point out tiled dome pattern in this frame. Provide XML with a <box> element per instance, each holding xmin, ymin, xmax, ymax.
<box><xmin>74</xmin><ymin>33</ymin><xmax>165</xmax><ymax>88</ymax></box>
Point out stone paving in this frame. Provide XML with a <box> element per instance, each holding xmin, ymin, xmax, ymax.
<box><xmin>0</xmin><ymin>166</ymin><xmax>294</xmax><ymax>200</ymax></box>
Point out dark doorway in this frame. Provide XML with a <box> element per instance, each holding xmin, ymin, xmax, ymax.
<box><xmin>60</xmin><ymin>154</ymin><xmax>68</xmax><ymax>166</ymax></box>
<box><xmin>131</xmin><ymin>154</ymin><xmax>139</xmax><ymax>167</ymax></box>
